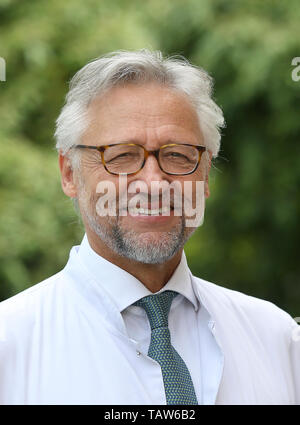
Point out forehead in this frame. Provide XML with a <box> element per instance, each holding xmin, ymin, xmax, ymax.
<box><xmin>83</xmin><ymin>83</ymin><xmax>202</xmax><ymax>144</ymax></box>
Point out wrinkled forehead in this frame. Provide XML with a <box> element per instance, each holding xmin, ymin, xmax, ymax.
<box><xmin>82</xmin><ymin>83</ymin><xmax>203</xmax><ymax>146</ymax></box>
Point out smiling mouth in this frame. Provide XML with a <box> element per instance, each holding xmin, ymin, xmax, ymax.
<box><xmin>128</xmin><ymin>206</ymin><xmax>172</xmax><ymax>216</ymax></box>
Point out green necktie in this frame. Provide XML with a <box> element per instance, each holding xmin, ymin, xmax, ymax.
<box><xmin>134</xmin><ymin>290</ymin><xmax>198</xmax><ymax>405</ymax></box>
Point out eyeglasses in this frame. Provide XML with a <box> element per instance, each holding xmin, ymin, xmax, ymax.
<box><xmin>71</xmin><ymin>143</ymin><xmax>206</xmax><ymax>176</ymax></box>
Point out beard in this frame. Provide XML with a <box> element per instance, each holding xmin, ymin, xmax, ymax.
<box><xmin>77</xmin><ymin>181</ymin><xmax>197</xmax><ymax>264</ymax></box>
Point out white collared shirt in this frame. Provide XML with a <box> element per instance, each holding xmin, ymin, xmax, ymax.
<box><xmin>77</xmin><ymin>234</ymin><xmax>221</xmax><ymax>404</ymax></box>
<box><xmin>0</xmin><ymin>234</ymin><xmax>299</xmax><ymax>405</ymax></box>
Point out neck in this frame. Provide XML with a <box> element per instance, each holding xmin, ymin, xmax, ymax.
<box><xmin>85</xmin><ymin>229</ymin><xmax>183</xmax><ymax>293</ymax></box>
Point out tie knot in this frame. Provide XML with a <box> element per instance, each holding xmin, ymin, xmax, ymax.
<box><xmin>134</xmin><ymin>290</ymin><xmax>178</xmax><ymax>330</ymax></box>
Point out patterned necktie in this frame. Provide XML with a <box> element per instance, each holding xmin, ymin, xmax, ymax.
<box><xmin>134</xmin><ymin>290</ymin><xmax>198</xmax><ymax>405</ymax></box>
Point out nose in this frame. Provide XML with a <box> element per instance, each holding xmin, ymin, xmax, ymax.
<box><xmin>135</xmin><ymin>152</ymin><xmax>169</xmax><ymax>187</ymax></box>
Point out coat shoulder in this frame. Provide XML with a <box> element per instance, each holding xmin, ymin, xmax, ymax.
<box><xmin>0</xmin><ymin>270</ymin><xmax>65</xmax><ymax>332</ymax></box>
<box><xmin>192</xmin><ymin>275</ymin><xmax>297</xmax><ymax>332</ymax></box>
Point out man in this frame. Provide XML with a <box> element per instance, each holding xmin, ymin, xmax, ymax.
<box><xmin>0</xmin><ymin>50</ymin><xmax>299</xmax><ymax>405</ymax></box>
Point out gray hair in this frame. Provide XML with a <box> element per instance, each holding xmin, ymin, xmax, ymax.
<box><xmin>55</xmin><ymin>49</ymin><xmax>225</xmax><ymax>166</ymax></box>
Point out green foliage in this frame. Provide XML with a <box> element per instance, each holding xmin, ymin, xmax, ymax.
<box><xmin>0</xmin><ymin>0</ymin><xmax>299</xmax><ymax>315</ymax></box>
<box><xmin>0</xmin><ymin>136</ymin><xmax>83</xmax><ymax>297</ymax></box>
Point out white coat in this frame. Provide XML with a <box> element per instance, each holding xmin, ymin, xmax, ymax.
<box><xmin>0</xmin><ymin>240</ymin><xmax>299</xmax><ymax>405</ymax></box>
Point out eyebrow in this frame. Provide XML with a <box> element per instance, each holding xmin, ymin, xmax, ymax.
<box><xmin>98</xmin><ymin>139</ymin><xmax>200</xmax><ymax>146</ymax></box>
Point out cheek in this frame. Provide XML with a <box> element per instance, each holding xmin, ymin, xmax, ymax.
<box><xmin>76</xmin><ymin>175</ymin><xmax>98</xmax><ymax>208</ymax></box>
<box><xmin>78</xmin><ymin>160</ymin><xmax>111</xmax><ymax>193</ymax></box>
<box><xmin>196</xmin><ymin>159</ymin><xmax>207</xmax><ymax>180</ymax></box>
<box><xmin>181</xmin><ymin>175</ymin><xmax>205</xmax><ymax>209</ymax></box>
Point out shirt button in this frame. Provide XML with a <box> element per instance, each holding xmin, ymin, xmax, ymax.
<box><xmin>136</xmin><ymin>350</ymin><xmax>141</xmax><ymax>356</ymax></box>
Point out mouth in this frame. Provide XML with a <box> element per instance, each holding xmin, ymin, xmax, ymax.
<box><xmin>128</xmin><ymin>206</ymin><xmax>172</xmax><ymax>216</ymax></box>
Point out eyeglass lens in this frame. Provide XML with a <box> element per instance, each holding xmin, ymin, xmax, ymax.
<box><xmin>103</xmin><ymin>144</ymin><xmax>200</xmax><ymax>175</ymax></box>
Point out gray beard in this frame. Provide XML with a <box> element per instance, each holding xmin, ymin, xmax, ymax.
<box><xmin>78</xmin><ymin>187</ymin><xmax>194</xmax><ymax>264</ymax></box>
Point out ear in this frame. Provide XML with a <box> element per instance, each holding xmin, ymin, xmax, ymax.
<box><xmin>58</xmin><ymin>152</ymin><xmax>78</xmax><ymax>198</ymax></box>
<box><xmin>204</xmin><ymin>151</ymin><xmax>213</xmax><ymax>199</ymax></box>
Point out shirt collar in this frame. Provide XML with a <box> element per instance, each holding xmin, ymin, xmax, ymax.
<box><xmin>77</xmin><ymin>233</ymin><xmax>199</xmax><ymax>313</ymax></box>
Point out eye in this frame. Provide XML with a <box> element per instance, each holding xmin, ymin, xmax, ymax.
<box><xmin>164</xmin><ymin>152</ymin><xmax>192</xmax><ymax>162</ymax></box>
<box><xmin>109</xmin><ymin>153</ymin><xmax>130</xmax><ymax>160</ymax></box>
<box><xmin>106</xmin><ymin>152</ymin><xmax>139</xmax><ymax>163</ymax></box>
<box><xmin>172</xmin><ymin>152</ymin><xmax>186</xmax><ymax>158</ymax></box>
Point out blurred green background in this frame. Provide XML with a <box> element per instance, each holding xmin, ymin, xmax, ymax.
<box><xmin>0</xmin><ymin>0</ymin><xmax>299</xmax><ymax>317</ymax></box>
